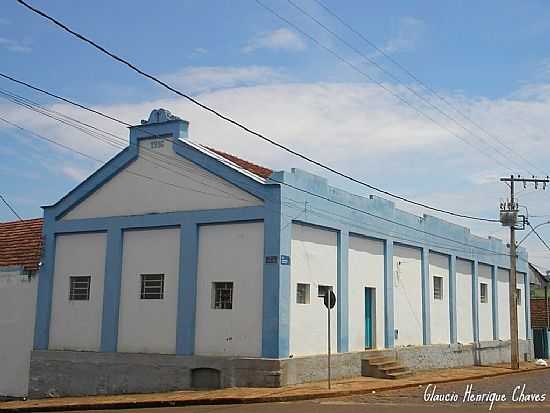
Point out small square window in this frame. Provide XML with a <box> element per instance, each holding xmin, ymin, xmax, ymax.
<box><xmin>69</xmin><ymin>276</ymin><xmax>91</xmax><ymax>300</ymax></box>
<box><xmin>480</xmin><ymin>283</ymin><xmax>488</xmax><ymax>303</ymax></box>
<box><xmin>433</xmin><ymin>276</ymin><xmax>443</xmax><ymax>300</ymax></box>
<box><xmin>140</xmin><ymin>274</ymin><xmax>164</xmax><ymax>299</ymax></box>
<box><xmin>318</xmin><ymin>285</ymin><xmax>332</xmax><ymax>298</ymax></box>
<box><xmin>213</xmin><ymin>282</ymin><xmax>233</xmax><ymax>309</ymax></box>
<box><xmin>296</xmin><ymin>283</ymin><xmax>310</xmax><ymax>304</ymax></box>
<box><xmin>516</xmin><ymin>289</ymin><xmax>522</xmax><ymax>306</ymax></box>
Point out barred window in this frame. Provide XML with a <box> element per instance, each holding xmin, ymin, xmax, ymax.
<box><xmin>480</xmin><ymin>283</ymin><xmax>488</xmax><ymax>303</ymax></box>
<box><xmin>296</xmin><ymin>283</ymin><xmax>310</xmax><ymax>304</ymax></box>
<box><xmin>140</xmin><ymin>274</ymin><xmax>164</xmax><ymax>299</ymax></box>
<box><xmin>318</xmin><ymin>285</ymin><xmax>332</xmax><ymax>298</ymax></box>
<box><xmin>516</xmin><ymin>289</ymin><xmax>522</xmax><ymax>306</ymax></box>
<box><xmin>433</xmin><ymin>276</ymin><xmax>443</xmax><ymax>300</ymax></box>
<box><xmin>213</xmin><ymin>282</ymin><xmax>233</xmax><ymax>309</ymax></box>
<box><xmin>69</xmin><ymin>276</ymin><xmax>91</xmax><ymax>301</ymax></box>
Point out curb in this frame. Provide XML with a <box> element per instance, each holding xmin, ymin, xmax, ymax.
<box><xmin>3</xmin><ymin>366</ymin><xmax>549</xmax><ymax>412</ymax></box>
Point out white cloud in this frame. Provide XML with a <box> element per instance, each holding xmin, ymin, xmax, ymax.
<box><xmin>3</xmin><ymin>72</ymin><xmax>550</xmax><ymax>266</ymax></box>
<box><xmin>383</xmin><ymin>17</ymin><xmax>426</xmax><ymax>54</ymax></box>
<box><xmin>242</xmin><ymin>28</ymin><xmax>306</xmax><ymax>53</ymax></box>
<box><xmin>161</xmin><ymin>66</ymin><xmax>286</xmax><ymax>94</ymax></box>
<box><xmin>61</xmin><ymin>165</ymin><xmax>92</xmax><ymax>182</ymax></box>
<box><xmin>0</xmin><ymin>37</ymin><xmax>31</xmax><ymax>53</ymax></box>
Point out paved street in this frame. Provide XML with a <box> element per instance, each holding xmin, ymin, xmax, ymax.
<box><xmin>52</xmin><ymin>368</ymin><xmax>550</xmax><ymax>413</ymax></box>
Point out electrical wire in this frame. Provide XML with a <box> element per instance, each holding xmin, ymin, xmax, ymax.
<box><xmin>14</xmin><ymin>0</ymin><xmax>499</xmax><ymax>223</ymax></box>
<box><xmin>0</xmin><ymin>194</ymin><xmax>23</xmax><ymax>220</ymax></box>
<box><xmin>1</xmin><ymin>111</ymin><xmax>513</xmax><ymax>259</ymax></box>
<box><xmin>310</xmin><ymin>0</ymin><xmax>547</xmax><ymax>176</ymax></box>
<box><xmin>285</xmin><ymin>0</ymin><xmax>536</xmax><ymax>176</ymax></box>
<box><xmin>527</xmin><ymin>222</ymin><xmax>550</xmax><ymax>254</ymax></box>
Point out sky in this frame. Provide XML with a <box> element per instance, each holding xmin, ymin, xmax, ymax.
<box><xmin>1</xmin><ymin>0</ymin><xmax>550</xmax><ymax>269</ymax></box>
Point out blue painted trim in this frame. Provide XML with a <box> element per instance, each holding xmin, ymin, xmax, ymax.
<box><xmin>173</xmin><ymin>141</ymin><xmax>273</xmax><ymax>202</ymax></box>
<box><xmin>449</xmin><ymin>255</ymin><xmax>457</xmax><ymax>344</ymax></box>
<box><xmin>524</xmin><ymin>272</ymin><xmax>531</xmax><ymax>340</ymax></box>
<box><xmin>262</xmin><ymin>187</ymin><xmax>290</xmax><ymax>358</ymax></box>
<box><xmin>421</xmin><ymin>248</ymin><xmax>431</xmax><ymax>345</ymax></box>
<box><xmin>100</xmin><ymin>227</ymin><xmax>123</xmax><ymax>352</ymax></box>
<box><xmin>337</xmin><ymin>230</ymin><xmax>349</xmax><ymax>352</ymax></box>
<box><xmin>472</xmin><ymin>261</ymin><xmax>480</xmax><ymax>343</ymax></box>
<box><xmin>176</xmin><ymin>222</ymin><xmax>198</xmax><ymax>355</ymax></box>
<box><xmin>33</xmin><ymin>212</ymin><xmax>56</xmax><ymax>350</ymax></box>
<box><xmin>54</xmin><ymin>206</ymin><xmax>265</xmax><ymax>233</ymax></box>
<box><xmin>491</xmin><ymin>265</ymin><xmax>499</xmax><ymax>340</ymax></box>
<box><xmin>384</xmin><ymin>239</ymin><xmax>395</xmax><ymax>348</ymax></box>
<box><xmin>47</xmin><ymin>148</ymin><xmax>138</xmax><ymax>219</ymax></box>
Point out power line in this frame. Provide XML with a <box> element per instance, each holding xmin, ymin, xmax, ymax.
<box><xmin>15</xmin><ymin>0</ymin><xmax>498</xmax><ymax>223</ymax></box>
<box><xmin>285</xmin><ymin>0</ymin><xmax>535</xmax><ymax>176</ymax></box>
<box><xmin>0</xmin><ymin>116</ymin><xmax>256</xmax><ymax>203</ymax></box>
<box><xmin>0</xmin><ymin>88</ymin><xmax>256</xmax><ymax>201</ymax></box>
<box><xmin>1</xmin><ymin>111</ymin><xmax>509</xmax><ymax>258</ymax></box>
<box><xmin>310</xmin><ymin>0</ymin><xmax>546</xmax><ymax>176</ymax></box>
<box><xmin>0</xmin><ymin>194</ymin><xmax>23</xmax><ymax>220</ymax></box>
<box><xmin>528</xmin><ymin>222</ymin><xmax>550</xmax><ymax>254</ymax></box>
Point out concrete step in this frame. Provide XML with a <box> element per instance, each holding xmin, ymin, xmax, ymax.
<box><xmin>379</xmin><ymin>365</ymin><xmax>409</xmax><ymax>374</ymax></box>
<box><xmin>365</xmin><ymin>356</ymin><xmax>393</xmax><ymax>364</ymax></box>
<box><xmin>368</xmin><ymin>360</ymin><xmax>400</xmax><ymax>368</ymax></box>
<box><xmin>387</xmin><ymin>370</ymin><xmax>414</xmax><ymax>379</ymax></box>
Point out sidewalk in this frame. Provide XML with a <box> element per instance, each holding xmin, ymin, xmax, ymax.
<box><xmin>2</xmin><ymin>362</ymin><xmax>548</xmax><ymax>412</ymax></box>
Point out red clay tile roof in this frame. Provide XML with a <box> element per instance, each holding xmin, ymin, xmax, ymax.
<box><xmin>0</xmin><ymin>218</ymin><xmax>43</xmax><ymax>272</ymax></box>
<box><xmin>204</xmin><ymin>146</ymin><xmax>273</xmax><ymax>179</ymax></box>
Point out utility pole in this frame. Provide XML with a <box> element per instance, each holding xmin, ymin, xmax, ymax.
<box><xmin>500</xmin><ymin>175</ymin><xmax>549</xmax><ymax>369</ymax></box>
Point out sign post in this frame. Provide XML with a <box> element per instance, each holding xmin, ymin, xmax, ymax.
<box><xmin>323</xmin><ymin>288</ymin><xmax>336</xmax><ymax>389</ymax></box>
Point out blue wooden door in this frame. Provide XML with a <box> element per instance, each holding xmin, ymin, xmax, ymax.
<box><xmin>365</xmin><ymin>288</ymin><xmax>373</xmax><ymax>349</ymax></box>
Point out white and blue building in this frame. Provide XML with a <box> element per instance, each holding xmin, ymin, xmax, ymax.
<box><xmin>18</xmin><ymin>109</ymin><xmax>531</xmax><ymax>397</ymax></box>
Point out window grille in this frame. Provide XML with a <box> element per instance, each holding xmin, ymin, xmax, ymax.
<box><xmin>480</xmin><ymin>282</ymin><xmax>488</xmax><ymax>303</ymax></box>
<box><xmin>69</xmin><ymin>276</ymin><xmax>91</xmax><ymax>301</ymax></box>
<box><xmin>433</xmin><ymin>276</ymin><xmax>443</xmax><ymax>300</ymax></box>
<box><xmin>140</xmin><ymin>274</ymin><xmax>165</xmax><ymax>299</ymax></box>
<box><xmin>516</xmin><ymin>289</ymin><xmax>521</xmax><ymax>306</ymax></box>
<box><xmin>213</xmin><ymin>282</ymin><xmax>233</xmax><ymax>309</ymax></box>
<box><xmin>296</xmin><ymin>283</ymin><xmax>310</xmax><ymax>304</ymax></box>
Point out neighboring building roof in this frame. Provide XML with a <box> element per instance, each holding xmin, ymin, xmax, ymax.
<box><xmin>0</xmin><ymin>218</ymin><xmax>43</xmax><ymax>272</ymax></box>
<box><xmin>529</xmin><ymin>262</ymin><xmax>550</xmax><ymax>287</ymax></box>
<box><xmin>202</xmin><ymin>146</ymin><xmax>273</xmax><ymax>179</ymax></box>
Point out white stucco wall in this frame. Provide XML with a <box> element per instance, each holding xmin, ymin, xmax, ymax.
<box><xmin>456</xmin><ymin>258</ymin><xmax>474</xmax><ymax>344</ymax></box>
<box><xmin>195</xmin><ymin>222</ymin><xmax>264</xmax><ymax>356</ymax></box>
<box><xmin>478</xmin><ymin>263</ymin><xmax>493</xmax><ymax>342</ymax></box>
<box><xmin>49</xmin><ymin>233</ymin><xmax>106</xmax><ymax>351</ymax></box>
<box><xmin>497</xmin><ymin>268</ymin><xmax>511</xmax><ymax>340</ymax></box>
<box><xmin>117</xmin><ymin>228</ymin><xmax>180</xmax><ymax>354</ymax></box>
<box><xmin>348</xmin><ymin>235</ymin><xmax>385</xmax><ymax>351</ymax></box>
<box><xmin>0</xmin><ymin>269</ymin><xmax>37</xmax><ymax>397</ymax></box>
<box><xmin>429</xmin><ymin>252</ymin><xmax>450</xmax><ymax>345</ymax></box>
<box><xmin>517</xmin><ymin>272</ymin><xmax>526</xmax><ymax>340</ymax></box>
<box><xmin>393</xmin><ymin>245</ymin><xmax>423</xmax><ymax>346</ymax></box>
<box><xmin>289</xmin><ymin>223</ymin><xmax>338</xmax><ymax>357</ymax></box>
<box><xmin>64</xmin><ymin>138</ymin><xmax>262</xmax><ymax>220</ymax></box>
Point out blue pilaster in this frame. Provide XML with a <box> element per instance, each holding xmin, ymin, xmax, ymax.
<box><xmin>262</xmin><ymin>190</ymin><xmax>291</xmax><ymax>358</ymax></box>
<box><xmin>449</xmin><ymin>255</ymin><xmax>457</xmax><ymax>344</ymax></box>
<box><xmin>524</xmin><ymin>272</ymin><xmax>531</xmax><ymax>340</ymax></box>
<box><xmin>176</xmin><ymin>221</ymin><xmax>199</xmax><ymax>355</ymax></box>
<box><xmin>337</xmin><ymin>230</ymin><xmax>349</xmax><ymax>353</ymax></box>
<box><xmin>491</xmin><ymin>265</ymin><xmax>499</xmax><ymax>340</ymax></box>
<box><xmin>100</xmin><ymin>226</ymin><xmax>123</xmax><ymax>352</ymax></box>
<box><xmin>472</xmin><ymin>261</ymin><xmax>480</xmax><ymax>343</ymax></box>
<box><xmin>421</xmin><ymin>248</ymin><xmax>431</xmax><ymax>345</ymax></box>
<box><xmin>384</xmin><ymin>239</ymin><xmax>395</xmax><ymax>348</ymax></box>
<box><xmin>33</xmin><ymin>212</ymin><xmax>56</xmax><ymax>350</ymax></box>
